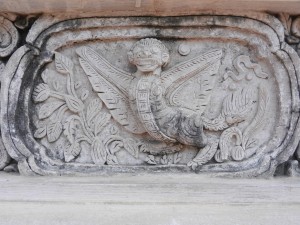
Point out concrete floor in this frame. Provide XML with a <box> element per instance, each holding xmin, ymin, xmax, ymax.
<box><xmin>0</xmin><ymin>172</ymin><xmax>300</xmax><ymax>225</ymax></box>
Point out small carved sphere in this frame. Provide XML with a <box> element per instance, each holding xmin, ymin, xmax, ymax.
<box><xmin>178</xmin><ymin>43</ymin><xmax>190</xmax><ymax>56</ymax></box>
<box><xmin>0</xmin><ymin>17</ymin><xmax>19</xmax><ymax>57</ymax></box>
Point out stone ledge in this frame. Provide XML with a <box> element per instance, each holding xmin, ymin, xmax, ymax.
<box><xmin>0</xmin><ymin>0</ymin><xmax>300</xmax><ymax>15</ymax></box>
<box><xmin>0</xmin><ymin>172</ymin><xmax>300</xmax><ymax>225</ymax></box>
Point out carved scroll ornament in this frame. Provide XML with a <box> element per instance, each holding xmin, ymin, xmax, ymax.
<box><xmin>0</xmin><ymin>16</ymin><xmax>19</xmax><ymax>170</ymax></box>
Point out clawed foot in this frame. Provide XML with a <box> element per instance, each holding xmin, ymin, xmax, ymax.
<box><xmin>214</xmin><ymin>149</ymin><xmax>228</xmax><ymax>163</ymax></box>
<box><xmin>187</xmin><ymin>160</ymin><xmax>199</xmax><ymax>171</ymax></box>
<box><xmin>231</xmin><ymin>146</ymin><xmax>245</xmax><ymax>161</ymax></box>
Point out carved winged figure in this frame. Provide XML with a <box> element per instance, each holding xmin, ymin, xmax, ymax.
<box><xmin>76</xmin><ymin>38</ymin><xmax>222</xmax><ymax>151</ymax></box>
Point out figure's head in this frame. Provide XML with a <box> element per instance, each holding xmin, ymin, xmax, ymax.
<box><xmin>128</xmin><ymin>38</ymin><xmax>170</xmax><ymax>74</ymax></box>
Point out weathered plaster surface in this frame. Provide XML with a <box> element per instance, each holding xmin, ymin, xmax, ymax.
<box><xmin>0</xmin><ymin>4</ymin><xmax>300</xmax><ymax>225</ymax></box>
<box><xmin>0</xmin><ymin>172</ymin><xmax>300</xmax><ymax>225</ymax></box>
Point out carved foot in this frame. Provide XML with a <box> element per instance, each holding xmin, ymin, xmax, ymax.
<box><xmin>214</xmin><ymin>149</ymin><xmax>228</xmax><ymax>163</ymax></box>
<box><xmin>231</xmin><ymin>146</ymin><xmax>245</xmax><ymax>161</ymax></box>
<box><xmin>187</xmin><ymin>161</ymin><xmax>199</xmax><ymax>170</ymax></box>
<box><xmin>187</xmin><ymin>142</ymin><xmax>218</xmax><ymax>170</ymax></box>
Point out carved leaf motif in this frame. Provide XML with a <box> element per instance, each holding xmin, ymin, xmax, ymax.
<box><xmin>55</xmin><ymin>52</ymin><xmax>74</xmax><ymax>74</ymax></box>
<box><xmin>108</xmin><ymin>140</ymin><xmax>123</xmax><ymax>155</ymax></box>
<box><xmin>47</xmin><ymin>121</ymin><xmax>63</xmax><ymax>142</ymax></box>
<box><xmin>41</xmin><ymin>69</ymin><xmax>49</xmax><ymax>84</ymax></box>
<box><xmin>123</xmin><ymin>138</ymin><xmax>139</xmax><ymax>158</ymax></box>
<box><xmin>161</xmin><ymin>155</ymin><xmax>168</xmax><ymax>165</ymax></box>
<box><xmin>94</xmin><ymin>113</ymin><xmax>111</xmax><ymax>136</ymax></box>
<box><xmin>38</xmin><ymin>101</ymin><xmax>65</xmax><ymax>119</ymax></box>
<box><xmin>86</xmin><ymin>98</ymin><xmax>102</xmax><ymax>126</ymax></box>
<box><xmin>173</xmin><ymin>152</ymin><xmax>182</xmax><ymax>164</ymax></box>
<box><xmin>34</xmin><ymin>125</ymin><xmax>47</xmax><ymax>139</ymax></box>
<box><xmin>106</xmin><ymin>154</ymin><xmax>118</xmax><ymax>165</ymax></box>
<box><xmin>91</xmin><ymin>139</ymin><xmax>106</xmax><ymax>164</ymax></box>
<box><xmin>63</xmin><ymin>116</ymin><xmax>77</xmax><ymax>143</ymax></box>
<box><xmin>64</xmin><ymin>142</ymin><xmax>81</xmax><ymax>162</ymax></box>
<box><xmin>146</xmin><ymin>155</ymin><xmax>156</xmax><ymax>165</ymax></box>
<box><xmin>65</xmin><ymin>95</ymin><xmax>84</xmax><ymax>113</ymax></box>
<box><xmin>32</xmin><ymin>83</ymin><xmax>50</xmax><ymax>102</ymax></box>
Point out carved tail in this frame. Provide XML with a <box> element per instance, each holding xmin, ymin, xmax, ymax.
<box><xmin>242</xmin><ymin>85</ymin><xmax>269</xmax><ymax>149</ymax></box>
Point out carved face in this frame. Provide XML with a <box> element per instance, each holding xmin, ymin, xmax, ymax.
<box><xmin>128</xmin><ymin>38</ymin><xmax>170</xmax><ymax>74</ymax></box>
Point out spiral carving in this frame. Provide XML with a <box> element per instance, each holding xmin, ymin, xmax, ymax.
<box><xmin>0</xmin><ymin>16</ymin><xmax>19</xmax><ymax>57</ymax></box>
<box><xmin>0</xmin><ymin>16</ymin><xmax>17</xmax><ymax>170</ymax></box>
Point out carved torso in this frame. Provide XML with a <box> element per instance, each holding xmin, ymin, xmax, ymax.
<box><xmin>128</xmin><ymin>75</ymin><xmax>174</xmax><ymax>142</ymax></box>
<box><xmin>129</xmin><ymin>74</ymin><xmax>208</xmax><ymax>148</ymax></box>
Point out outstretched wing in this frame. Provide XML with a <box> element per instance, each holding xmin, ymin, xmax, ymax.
<box><xmin>76</xmin><ymin>46</ymin><xmax>145</xmax><ymax>134</ymax></box>
<box><xmin>161</xmin><ymin>49</ymin><xmax>222</xmax><ymax>112</ymax></box>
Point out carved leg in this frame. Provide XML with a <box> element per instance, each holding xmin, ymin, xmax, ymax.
<box><xmin>187</xmin><ymin>141</ymin><xmax>218</xmax><ymax>170</ymax></box>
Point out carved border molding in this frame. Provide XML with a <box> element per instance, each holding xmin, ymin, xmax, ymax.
<box><xmin>0</xmin><ymin>15</ymin><xmax>20</xmax><ymax>170</ymax></box>
<box><xmin>0</xmin><ymin>12</ymin><xmax>300</xmax><ymax>176</ymax></box>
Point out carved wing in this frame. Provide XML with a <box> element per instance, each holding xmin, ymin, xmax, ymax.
<box><xmin>76</xmin><ymin>46</ymin><xmax>145</xmax><ymax>134</ymax></box>
<box><xmin>161</xmin><ymin>49</ymin><xmax>222</xmax><ymax>111</ymax></box>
